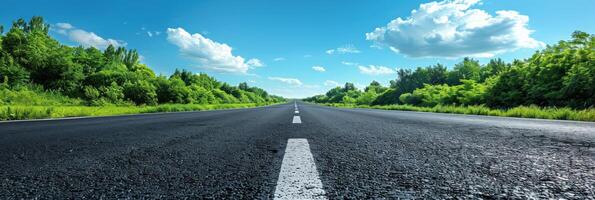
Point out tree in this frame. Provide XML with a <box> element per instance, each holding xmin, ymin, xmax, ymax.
<box><xmin>238</xmin><ymin>82</ymin><xmax>249</xmax><ymax>90</ymax></box>
<box><xmin>168</xmin><ymin>77</ymin><xmax>192</xmax><ymax>103</ymax></box>
<box><xmin>123</xmin><ymin>49</ymin><xmax>139</xmax><ymax>69</ymax></box>
<box><xmin>0</xmin><ymin>52</ymin><xmax>29</xmax><ymax>87</ymax></box>
<box><xmin>480</xmin><ymin>58</ymin><xmax>508</xmax><ymax>82</ymax></box>
<box><xmin>171</xmin><ymin>69</ymin><xmax>195</xmax><ymax>86</ymax></box>
<box><xmin>306</xmin><ymin>32</ymin><xmax>593</xmax><ymax>110</ymax></box>
<box><xmin>365</xmin><ymin>81</ymin><xmax>388</xmax><ymax>94</ymax></box>
<box><xmin>0</xmin><ymin>16</ymin><xmax>285</xmax><ymax>107</ymax></box>
<box><xmin>447</xmin><ymin>57</ymin><xmax>481</xmax><ymax>85</ymax></box>
<box><xmin>73</xmin><ymin>46</ymin><xmax>107</xmax><ymax>75</ymax></box>
<box><xmin>486</xmin><ymin>66</ymin><xmax>527</xmax><ymax>108</ymax></box>
<box><xmin>343</xmin><ymin>82</ymin><xmax>356</xmax><ymax>92</ymax></box>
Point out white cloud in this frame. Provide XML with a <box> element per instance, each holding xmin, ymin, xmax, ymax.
<box><xmin>324</xmin><ymin>80</ymin><xmax>340</xmax><ymax>87</ymax></box>
<box><xmin>53</xmin><ymin>23</ymin><xmax>126</xmax><ymax>49</ymax></box>
<box><xmin>268</xmin><ymin>77</ymin><xmax>303</xmax><ymax>86</ymax></box>
<box><xmin>358</xmin><ymin>65</ymin><xmax>396</xmax><ymax>75</ymax></box>
<box><xmin>167</xmin><ymin>27</ymin><xmax>260</xmax><ymax>74</ymax></box>
<box><xmin>273</xmin><ymin>57</ymin><xmax>286</xmax><ymax>61</ymax></box>
<box><xmin>312</xmin><ymin>65</ymin><xmax>326</xmax><ymax>72</ymax></box>
<box><xmin>55</xmin><ymin>23</ymin><xmax>73</xmax><ymax>30</ymax></box>
<box><xmin>341</xmin><ymin>61</ymin><xmax>358</xmax><ymax>66</ymax></box>
<box><xmin>247</xmin><ymin>58</ymin><xmax>264</xmax><ymax>67</ymax></box>
<box><xmin>146</xmin><ymin>31</ymin><xmax>161</xmax><ymax>37</ymax></box>
<box><xmin>365</xmin><ymin>0</ymin><xmax>544</xmax><ymax>58</ymax></box>
<box><xmin>326</xmin><ymin>44</ymin><xmax>361</xmax><ymax>54</ymax></box>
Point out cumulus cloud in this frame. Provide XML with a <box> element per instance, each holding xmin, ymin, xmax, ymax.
<box><xmin>268</xmin><ymin>77</ymin><xmax>303</xmax><ymax>86</ymax></box>
<box><xmin>312</xmin><ymin>65</ymin><xmax>326</xmax><ymax>72</ymax></box>
<box><xmin>273</xmin><ymin>57</ymin><xmax>286</xmax><ymax>61</ymax></box>
<box><xmin>365</xmin><ymin>0</ymin><xmax>544</xmax><ymax>58</ymax></box>
<box><xmin>53</xmin><ymin>22</ymin><xmax>126</xmax><ymax>49</ymax></box>
<box><xmin>358</xmin><ymin>65</ymin><xmax>396</xmax><ymax>75</ymax></box>
<box><xmin>247</xmin><ymin>58</ymin><xmax>264</xmax><ymax>67</ymax></box>
<box><xmin>326</xmin><ymin>44</ymin><xmax>361</xmax><ymax>54</ymax></box>
<box><xmin>167</xmin><ymin>27</ymin><xmax>260</xmax><ymax>74</ymax></box>
<box><xmin>55</xmin><ymin>23</ymin><xmax>73</xmax><ymax>30</ymax></box>
<box><xmin>324</xmin><ymin>80</ymin><xmax>340</xmax><ymax>87</ymax></box>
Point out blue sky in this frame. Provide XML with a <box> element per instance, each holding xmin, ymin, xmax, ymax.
<box><xmin>1</xmin><ymin>0</ymin><xmax>594</xmax><ymax>98</ymax></box>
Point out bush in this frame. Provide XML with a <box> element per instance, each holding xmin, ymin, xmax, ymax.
<box><xmin>399</xmin><ymin>93</ymin><xmax>421</xmax><ymax>105</ymax></box>
<box><xmin>123</xmin><ymin>80</ymin><xmax>157</xmax><ymax>105</ymax></box>
<box><xmin>356</xmin><ymin>91</ymin><xmax>377</xmax><ymax>105</ymax></box>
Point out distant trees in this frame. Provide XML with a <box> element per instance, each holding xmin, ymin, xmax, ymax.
<box><xmin>305</xmin><ymin>31</ymin><xmax>594</xmax><ymax>110</ymax></box>
<box><xmin>487</xmin><ymin>31</ymin><xmax>594</xmax><ymax>108</ymax></box>
<box><xmin>0</xmin><ymin>16</ymin><xmax>284</xmax><ymax>106</ymax></box>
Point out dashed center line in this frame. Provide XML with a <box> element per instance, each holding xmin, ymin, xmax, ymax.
<box><xmin>293</xmin><ymin>102</ymin><xmax>301</xmax><ymax>123</ymax></box>
<box><xmin>292</xmin><ymin>116</ymin><xmax>302</xmax><ymax>124</ymax></box>
<box><xmin>274</xmin><ymin>139</ymin><xmax>326</xmax><ymax>199</ymax></box>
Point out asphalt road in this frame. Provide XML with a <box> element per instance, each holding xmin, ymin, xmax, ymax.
<box><xmin>1</xmin><ymin>102</ymin><xmax>594</xmax><ymax>199</ymax></box>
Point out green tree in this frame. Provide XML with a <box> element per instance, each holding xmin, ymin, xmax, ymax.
<box><xmin>480</xmin><ymin>58</ymin><xmax>508</xmax><ymax>82</ymax></box>
<box><xmin>238</xmin><ymin>82</ymin><xmax>249</xmax><ymax>90</ymax></box>
<box><xmin>447</xmin><ymin>57</ymin><xmax>481</xmax><ymax>85</ymax></box>
<box><xmin>0</xmin><ymin>51</ymin><xmax>29</xmax><ymax>87</ymax></box>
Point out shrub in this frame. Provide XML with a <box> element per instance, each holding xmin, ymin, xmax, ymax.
<box><xmin>123</xmin><ymin>80</ymin><xmax>157</xmax><ymax>105</ymax></box>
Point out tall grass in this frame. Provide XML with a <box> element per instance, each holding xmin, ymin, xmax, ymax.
<box><xmin>0</xmin><ymin>87</ymin><xmax>84</xmax><ymax>106</ymax></box>
<box><xmin>0</xmin><ymin>103</ymin><xmax>271</xmax><ymax>121</ymax></box>
<box><xmin>0</xmin><ymin>87</ymin><xmax>282</xmax><ymax>121</ymax></box>
<box><xmin>325</xmin><ymin>103</ymin><xmax>595</xmax><ymax>122</ymax></box>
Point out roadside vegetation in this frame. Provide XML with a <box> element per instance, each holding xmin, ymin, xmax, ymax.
<box><xmin>0</xmin><ymin>17</ymin><xmax>284</xmax><ymax>120</ymax></box>
<box><xmin>305</xmin><ymin>31</ymin><xmax>595</xmax><ymax>121</ymax></box>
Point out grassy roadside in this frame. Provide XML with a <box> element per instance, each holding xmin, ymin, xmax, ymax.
<box><xmin>0</xmin><ymin>103</ymin><xmax>279</xmax><ymax>121</ymax></box>
<box><xmin>322</xmin><ymin>103</ymin><xmax>595</xmax><ymax>122</ymax></box>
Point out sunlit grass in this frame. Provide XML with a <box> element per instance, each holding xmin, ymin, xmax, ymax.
<box><xmin>0</xmin><ymin>103</ymin><xmax>273</xmax><ymax>121</ymax></box>
<box><xmin>324</xmin><ymin>103</ymin><xmax>595</xmax><ymax>122</ymax></box>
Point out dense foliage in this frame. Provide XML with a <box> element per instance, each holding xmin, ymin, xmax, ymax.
<box><xmin>305</xmin><ymin>31</ymin><xmax>594</xmax><ymax>110</ymax></box>
<box><xmin>0</xmin><ymin>17</ymin><xmax>284</xmax><ymax>106</ymax></box>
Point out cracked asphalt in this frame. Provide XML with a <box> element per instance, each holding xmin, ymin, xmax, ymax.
<box><xmin>1</xmin><ymin>102</ymin><xmax>593</xmax><ymax>199</ymax></box>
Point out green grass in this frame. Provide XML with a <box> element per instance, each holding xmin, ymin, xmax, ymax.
<box><xmin>0</xmin><ymin>87</ymin><xmax>284</xmax><ymax>121</ymax></box>
<box><xmin>0</xmin><ymin>87</ymin><xmax>85</xmax><ymax>106</ymax></box>
<box><xmin>0</xmin><ymin>103</ymin><xmax>274</xmax><ymax>121</ymax></box>
<box><xmin>323</xmin><ymin>103</ymin><xmax>595</xmax><ymax>122</ymax></box>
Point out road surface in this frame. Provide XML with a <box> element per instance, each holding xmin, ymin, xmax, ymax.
<box><xmin>1</xmin><ymin>102</ymin><xmax>594</xmax><ymax>199</ymax></box>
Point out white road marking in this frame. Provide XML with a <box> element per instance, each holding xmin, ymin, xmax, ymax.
<box><xmin>274</xmin><ymin>139</ymin><xmax>326</xmax><ymax>200</ymax></box>
<box><xmin>292</xmin><ymin>116</ymin><xmax>302</xmax><ymax>124</ymax></box>
<box><xmin>295</xmin><ymin>110</ymin><xmax>299</xmax><ymax>114</ymax></box>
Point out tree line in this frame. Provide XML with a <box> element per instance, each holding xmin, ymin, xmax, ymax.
<box><xmin>0</xmin><ymin>17</ymin><xmax>284</xmax><ymax>106</ymax></box>
<box><xmin>305</xmin><ymin>31</ymin><xmax>594</xmax><ymax>109</ymax></box>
